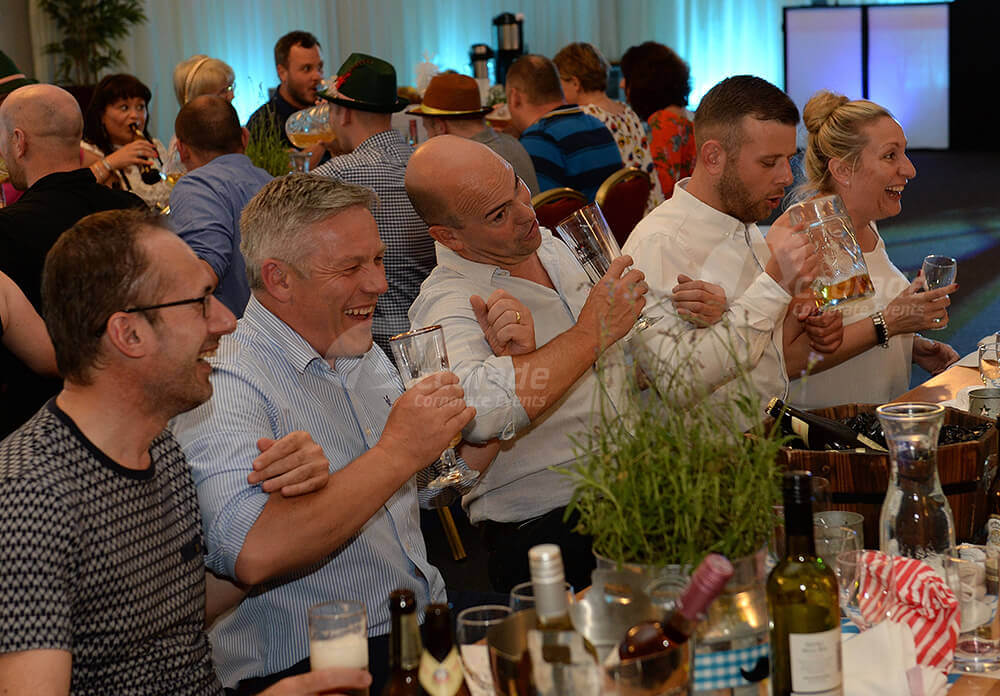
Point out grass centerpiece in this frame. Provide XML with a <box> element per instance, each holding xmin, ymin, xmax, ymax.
<box><xmin>564</xmin><ymin>321</ymin><xmax>794</xmax><ymax>693</ymax></box>
<box><xmin>245</xmin><ymin>110</ymin><xmax>292</xmax><ymax>178</ymax></box>
<box><xmin>565</xmin><ymin>327</ymin><xmax>789</xmax><ymax>570</ymax></box>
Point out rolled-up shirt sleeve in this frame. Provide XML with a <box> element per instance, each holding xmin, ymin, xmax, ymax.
<box><xmin>169</xmin><ymin>177</ymin><xmax>233</xmax><ymax>283</ymax></box>
<box><xmin>409</xmin><ymin>273</ymin><xmax>530</xmax><ymax>444</ymax></box>
<box><xmin>170</xmin><ymin>367</ymin><xmax>274</xmax><ymax>580</ymax></box>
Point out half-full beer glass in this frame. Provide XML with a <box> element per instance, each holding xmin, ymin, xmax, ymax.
<box><xmin>788</xmin><ymin>194</ymin><xmax>874</xmax><ymax>312</ymax></box>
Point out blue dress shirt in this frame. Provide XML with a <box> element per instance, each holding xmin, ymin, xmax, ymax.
<box><xmin>168</xmin><ymin>153</ymin><xmax>272</xmax><ymax>317</ymax></box>
<box><xmin>170</xmin><ymin>296</ymin><xmax>446</xmax><ymax>688</ymax></box>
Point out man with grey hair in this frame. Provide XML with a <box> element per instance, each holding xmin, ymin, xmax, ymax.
<box><xmin>0</xmin><ymin>83</ymin><xmax>143</xmax><ymax>438</ymax></box>
<box><xmin>171</xmin><ymin>173</ymin><xmax>486</xmax><ymax>695</ymax></box>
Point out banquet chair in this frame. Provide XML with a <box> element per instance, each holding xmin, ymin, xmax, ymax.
<box><xmin>531</xmin><ymin>187</ymin><xmax>587</xmax><ymax>230</ymax></box>
<box><xmin>595</xmin><ymin>167</ymin><xmax>652</xmax><ymax>247</ymax></box>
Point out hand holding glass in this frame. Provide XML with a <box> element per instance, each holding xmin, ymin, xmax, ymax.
<box><xmin>921</xmin><ymin>254</ymin><xmax>957</xmax><ymax>329</ymax></box>
<box><xmin>308</xmin><ymin>600</ymin><xmax>369</xmax><ymax>696</ymax></box>
<box><xmin>553</xmin><ymin>203</ymin><xmax>658</xmax><ymax>336</ymax></box>
<box><xmin>389</xmin><ymin>325</ymin><xmax>478</xmax><ymax>489</ymax></box>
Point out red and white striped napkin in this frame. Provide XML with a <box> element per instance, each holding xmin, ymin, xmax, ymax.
<box><xmin>859</xmin><ymin>552</ymin><xmax>960</xmax><ymax>673</ymax></box>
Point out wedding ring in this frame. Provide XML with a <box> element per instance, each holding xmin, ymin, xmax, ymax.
<box><xmin>515</xmin><ymin>311</ymin><xmax>521</xmax><ymax>323</ymax></box>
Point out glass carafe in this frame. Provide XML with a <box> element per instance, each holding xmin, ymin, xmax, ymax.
<box><xmin>788</xmin><ymin>194</ymin><xmax>875</xmax><ymax>312</ymax></box>
<box><xmin>877</xmin><ymin>403</ymin><xmax>956</xmax><ymax>575</ymax></box>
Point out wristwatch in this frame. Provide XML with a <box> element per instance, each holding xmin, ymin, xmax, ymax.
<box><xmin>871</xmin><ymin>311</ymin><xmax>890</xmax><ymax>349</ymax></box>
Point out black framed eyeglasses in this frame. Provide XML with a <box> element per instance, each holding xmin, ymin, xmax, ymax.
<box><xmin>123</xmin><ymin>292</ymin><xmax>212</xmax><ymax>318</ymax></box>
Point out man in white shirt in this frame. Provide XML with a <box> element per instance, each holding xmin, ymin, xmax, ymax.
<box><xmin>405</xmin><ymin>135</ymin><xmax>647</xmax><ymax>592</ymax></box>
<box><xmin>624</xmin><ymin>75</ymin><xmax>828</xmax><ymax>423</ymax></box>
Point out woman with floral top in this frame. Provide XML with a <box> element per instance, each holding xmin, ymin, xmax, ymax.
<box><xmin>620</xmin><ymin>42</ymin><xmax>696</xmax><ymax>199</ymax></box>
<box><xmin>553</xmin><ymin>42</ymin><xmax>664</xmax><ymax>213</ymax></box>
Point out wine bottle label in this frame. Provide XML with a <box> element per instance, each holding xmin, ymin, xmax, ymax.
<box><xmin>788</xmin><ymin>626</ymin><xmax>842</xmax><ymax>694</ymax></box>
<box><xmin>790</xmin><ymin>416</ymin><xmax>811</xmax><ymax>446</ymax></box>
<box><xmin>419</xmin><ymin>647</ymin><xmax>465</xmax><ymax>695</ymax></box>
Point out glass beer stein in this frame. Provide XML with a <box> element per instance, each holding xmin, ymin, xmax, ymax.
<box><xmin>285</xmin><ymin>103</ymin><xmax>335</xmax><ymax>150</ymax></box>
<box><xmin>788</xmin><ymin>194</ymin><xmax>875</xmax><ymax>312</ymax></box>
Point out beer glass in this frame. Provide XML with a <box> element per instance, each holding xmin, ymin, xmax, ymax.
<box><xmin>308</xmin><ymin>600</ymin><xmax>369</xmax><ymax>696</ymax></box>
<box><xmin>553</xmin><ymin>203</ymin><xmax>659</xmax><ymax>336</ymax></box>
<box><xmin>285</xmin><ymin>103</ymin><xmax>335</xmax><ymax>150</ymax></box>
<box><xmin>788</xmin><ymin>194</ymin><xmax>875</xmax><ymax>311</ymax></box>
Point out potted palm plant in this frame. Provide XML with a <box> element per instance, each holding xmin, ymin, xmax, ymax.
<box><xmin>38</xmin><ymin>0</ymin><xmax>147</xmax><ymax>107</ymax></box>
<box><xmin>565</xmin><ymin>332</ymin><xmax>789</xmax><ymax>694</ymax></box>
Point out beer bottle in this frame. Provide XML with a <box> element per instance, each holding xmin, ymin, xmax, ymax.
<box><xmin>381</xmin><ymin>590</ymin><xmax>422</xmax><ymax>695</ymax></box>
<box><xmin>419</xmin><ymin>604</ymin><xmax>470</xmax><ymax>696</ymax></box>
<box><xmin>128</xmin><ymin>123</ymin><xmax>164</xmax><ymax>185</ymax></box>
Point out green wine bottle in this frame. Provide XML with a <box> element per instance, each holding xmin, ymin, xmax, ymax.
<box><xmin>767</xmin><ymin>471</ymin><xmax>843</xmax><ymax>696</ymax></box>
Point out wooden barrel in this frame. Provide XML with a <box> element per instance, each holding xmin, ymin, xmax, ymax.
<box><xmin>772</xmin><ymin>404</ymin><xmax>997</xmax><ymax>549</ymax></box>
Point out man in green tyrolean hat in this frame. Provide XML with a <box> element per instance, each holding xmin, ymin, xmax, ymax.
<box><xmin>312</xmin><ymin>53</ymin><xmax>437</xmax><ymax>364</ymax></box>
<box><xmin>0</xmin><ymin>51</ymin><xmax>37</xmax><ymax>104</ymax></box>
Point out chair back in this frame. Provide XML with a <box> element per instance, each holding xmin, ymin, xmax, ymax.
<box><xmin>531</xmin><ymin>187</ymin><xmax>587</xmax><ymax>230</ymax></box>
<box><xmin>595</xmin><ymin>168</ymin><xmax>652</xmax><ymax>247</ymax></box>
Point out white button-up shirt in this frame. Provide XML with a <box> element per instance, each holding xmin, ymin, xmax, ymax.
<box><xmin>408</xmin><ymin>230</ymin><xmax>629</xmax><ymax>524</ymax></box>
<box><xmin>624</xmin><ymin>178</ymin><xmax>791</xmax><ymax>426</ymax></box>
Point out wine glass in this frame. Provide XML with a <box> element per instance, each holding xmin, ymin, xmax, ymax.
<box><xmin>389</xmin><ymin>325</ymin><xmax>478</xmax><ymax>489</ymax></box>
<box><xmin>921</xmin><ymin>254</ymin><xmax>957</xmax><ymax>329</ymax></box>
<box><xmin>835</xmin><ymin>549</ymin><xmax>895</xmax><ymax>629</ymax></box>
<box><xmin>946</xmin><ymin>549</ymin><xmax>1000</xmax><ymax>671</ymax></box>
<box><xmin>813</xmin><ymin>524</ymin><xmax>860</xmax><ymax>567</ymax></box>
<box><xmin>457</xmin><ymin>604</ymin><xmax>512</xmax><ymax>696</ymax></box>
<box><xmin>979</xmin><ymin>339</ymin><xmax>1000</xmax><ymax>388</ymax></box>
<box><xmin>288</xmin><ymin>150</ymin><xmax>311</xmax><ymax>173</ymax></box>
<box><xmin>553</xmin><ymin>203</ymin><xmax>659</xmax><ymax>337</ymax></box>
<box><xmin>508</xmin><ymin>580</ymin><xmax>574</xmax><ymax>612</ymax></box>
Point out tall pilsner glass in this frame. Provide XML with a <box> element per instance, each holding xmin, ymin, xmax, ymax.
<box><xmin>390</xmin><ymin>325</ymin><xmax>478</xmax><ymax>489</ymax></box>
<box><xmin>553</xmin><ymin>202</ymin><xmax>659</xmax><ymax>336</ymax></box>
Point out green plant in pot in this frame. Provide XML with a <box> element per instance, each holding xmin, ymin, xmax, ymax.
<box><xmin>39</xmin><ymin>0</ymin><xmax>147</xmax><ymax>86</ymax></box>
<box><xmin>564</xmin><ymin>328</ymin><xmax>790</xmax><ymax>693</ymax></box>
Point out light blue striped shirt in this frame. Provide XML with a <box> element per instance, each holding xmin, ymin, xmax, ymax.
<box><xmin>170</xmin><ymin>296</ymin><xmax>446</xmax><ymax>688</ymax></box>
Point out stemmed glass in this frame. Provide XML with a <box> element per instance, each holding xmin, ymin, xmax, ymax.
<box><xmin>814</xmin><ymin>525</ymin><xmax>860</xmax><ymax>567</ymax></box>
<box><xmin>457</xmin><ymin>605</ymin><xmax>512</xmax><ymax>696</ymax></box>
<box><xmin>553</xmin><ymin>203</ymin><xmax>659</xmax><ymax>336</ymax></box>
<box><xmin>921</xmin><ymin>254</ymin><xmax>957</xmax><ymax>329</ymax></box>
<box><xmin>835</xmin><ymin>549</ymin><xmax>896</xmax><ymax>629</ymax></box>
<box><xmin>979</xmin><ymin>336</ymin><xmax>1000</xmax><ymax>388</ymax></box>
<box><xmin>389</xmin><ymin>325</ymin><xmax>478</xmax><ymax>489</ymax></box>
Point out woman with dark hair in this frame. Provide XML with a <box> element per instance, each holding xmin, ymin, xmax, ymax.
<box><xmin>82</xmin><ymin>73</ymin><xmax>170</xmax><ymax>210</ymax></box>
<box><xmin>553</xmin><ymin>42</ymin><xmax>664</xmax><ymax>212</ymax></box>
<box><xmin>620</xmin><ymin>41</ymin><xmax>695</xmax><ymax>198</ymax></box>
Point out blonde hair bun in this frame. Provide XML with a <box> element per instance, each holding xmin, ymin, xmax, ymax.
<box><xmin>802</xmin><ymin>90</ymin><xmax>849</xmax><ymax>135</ymax></box>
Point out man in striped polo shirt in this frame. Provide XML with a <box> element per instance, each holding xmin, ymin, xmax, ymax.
<box><xmin>505</xmin><ymin>54</ymin><xmax>623</xmax><ymax>201</ymax></box>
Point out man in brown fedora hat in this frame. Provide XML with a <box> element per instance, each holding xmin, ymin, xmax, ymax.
<box><xmin>410</xmin><ymin>71</ymin><xmax>539</xmax><ymax>195</ymax></box>
<box><xmin>313</xmin><ymin>53</ymin><xmax>433</xmax><ymax>364</ymax></box>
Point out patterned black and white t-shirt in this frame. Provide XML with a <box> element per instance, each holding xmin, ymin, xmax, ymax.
<box><xmin>0</xmin><ymin>400</ymin><xmax>221</xmax><ymax>696</ymax></box>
